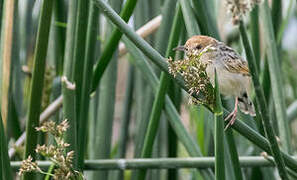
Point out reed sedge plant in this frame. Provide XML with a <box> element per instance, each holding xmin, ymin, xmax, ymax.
<box><xmin>1</xmin><ymin>0</ymin><xmax>297</xmax><ymax>180</ymax></box>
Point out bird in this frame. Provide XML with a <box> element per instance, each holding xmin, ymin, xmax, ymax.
<box><xmin>174</xmin><ymin>35</ymin><xmax>255</xmax><ymax>129</ymax></box>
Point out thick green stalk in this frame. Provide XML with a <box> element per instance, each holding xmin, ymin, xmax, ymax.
<box><xmin>131</xmin><ymin>0</ymin><xmax>152</xmax><ymax>162</ymax></box>
<box><xmin>10</xmin><ymin>156</ymin><xmax>297</xmax><ymax>170</ymax></box>
<box><xmin>131</xmin><ymin>81</ymin><xmax>153</xmax><ymax>180</ymax></box>
<box><xmin>191</xmin><ymin>0</ymin><xmax>220</xmax><ymax>39</ymax></box>
<box><xmin>153</xmin><ymin>2</ymin><xmax>178</xmax><ymax>179</ymax></box>
<box><xmin>62</xmin><ymin>0</ymin><xmax>78</xmax><ymax>169</ymax></box>
<box><xmin>225</xmin><ymin>129</ymin><xmax>243</xmax><ymax>180</ymax></box>
<box><xmin>0</xmin><ymin>113</ymin><xmax>12</xmax><ymax>180</ymax></box>
<box><xmin>231</xmin><ymin>116</ymin><xmax>297</xmax><ymax>172</ymax></box>
<box><xmin>77</xmin><ymin>1</ymin><xmax>99</xmax><ymax>170</ymax></box>
<box><xmin>154</xmin><ymin>0</ymin><xmax>177</xmax><ymax>55</ymax></box>
<box><xmin>73</xmin><ymin>0</ymin><xmax>88</xmax><ymax>127</ymax></box>
<box><xmin>249</xmin><ymin>5</ymin><xmax>260</xmax><ymax>71</ymax></box>
<box><xmin>179</xmin><ymin>0</ymin><xmax>200</xmax><ymax>36</ymax></box>
<box><xmin>90</xmin><ymin>1</ymin><xmax>122</xmax><ymax>179</ymax></box>
<box><xmin>130</xmin><ymin>2</ymin><xmax>154</xmax><ymax>179</ymax></box>
<box><xmin>271</xmin><ymin>0</ymin><xmax>282</xmax><ymax>37</ymax></box>
<box><xmin>137</xmin><ymin>3</ymin><xmax>181</xmax><ymax>180</ymax></box>
<box><xmin>91</xmin><ymin>0</ymin><xmax>138</xmax><ymax>92</ymax></box>
<box><xmin>94</xmin><ymin>0</ymin><xmax>297</xmax><ymax>173</ymax></box>
<box><xmin>23</xmin><ymin>0</ymin><xmax>54</xmax><ymax>179</ymax></box>
<box><xmin>93</xmin><ymin>0</ymin><xmax>188</xmax><ymax>93</ymax></box>
<box><xmin>92</xmin><ymin>52</ymin><xmax>118</xmax><ymax>180</ymax></box>
<box><xmin>239</xmin><ymin>21</ymin><xmax>289</xmax><ymax>179</ymax></box>
<box><xmin>52</xmin><ymin>0</ymin><xmax>66</xmax><ymax>75</ymax></box>
<box><xmin>214</xmin><ymin>71</ymin><xmax>225</xmax><ymax>180</ymax></box>
<box><xmin>260</xmin><ymin>0</ymin><xmax>291</xmax><ymax>154</ymax></box>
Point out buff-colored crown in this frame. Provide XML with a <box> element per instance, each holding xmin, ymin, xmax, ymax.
<box><xmin>184</xmin><ymin>35</ymin><xmax>218</xmax><ymax>52</ymax></box>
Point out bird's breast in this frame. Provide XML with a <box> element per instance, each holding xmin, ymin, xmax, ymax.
<box><xmin>205</xmin><ymin>64</ymin><xmax>250</xmax><ymax>97</ymax></box>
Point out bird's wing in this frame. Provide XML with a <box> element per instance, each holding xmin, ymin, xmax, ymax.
<box><xmin>218</xmin><ymin>44</ymin><xmax>250</xmax><ymax>76</ymax></box>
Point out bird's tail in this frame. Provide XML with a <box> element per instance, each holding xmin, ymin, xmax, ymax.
<box><xmin>238</xmin><ymin>92</ymin><xmax>256</xmax><ymax>116</ymax></box>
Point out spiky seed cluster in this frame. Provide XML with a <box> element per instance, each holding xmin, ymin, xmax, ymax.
<box><xmin>19</xmin><ymin>120</ymin><xmax>83</xmax><ymax>179</ymax></box>
<box><xmin>18</xmin><ymin>156</ymin><xmax>41</xmax><ymax>176</ymax></box>
<box><xmin>168</xmin><ymin>50</ymin><xmax>214</xmax><ymax>106</ymax></box>
<box><xmin>35</xmin><ymin>119</ymin><xmax>69</xmax><ymax>137</ymax></box>
<box><xmin>226</xmin><ymin>0</ymin><xmax>263</xmax><ymax>25</ymax></box>
<box><xmin>50</xmin><ymin>151</ymin><xmax>76</xmax><ymax>180</ymax></box>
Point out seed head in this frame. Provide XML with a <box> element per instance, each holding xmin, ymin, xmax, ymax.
<box><xmin>18</xmin><ymin>156</ymin><xmax>41</xmax><ymax>176</ymax></box>
<box><xmin>226</xmin><ymin>0</ymin><xmax>263</xmax><ymax>25</ymax></box>
<box><xmin>168</xmin><ymin>48</ymin><xmax>214</xmax><ymax>107</ymax></box>
<box><xmin>19</xmin><ymin>120</ymin><xmax>83</xmax><ymax>179</ymax></box>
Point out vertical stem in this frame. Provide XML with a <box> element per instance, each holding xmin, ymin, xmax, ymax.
<box><xmin>225</xmin><ymin>129</ymin><xmax>243</xmax><ymax>180</ymax></box>
<box><xmin>214</xmin><ymin>71</ymin><xmax>225</xmax><ymax>180</ymax></box>
<box><xmin>0</xmin><ymin>112</ymin><xmax>12</xmax><ymax>180</ymax></box>
<box><xmin>77</xmin><ymin>1</ymin><xmax>99</xmax><ymax>170</ymax></box>
<box><xmin>137</xmin><ymin>5</ymin><xmax>182</xmax><ymax>179</ymax></box>
<box><xmin>73</xmin><ymin>0</ymin><xmax>88</xmax><ymax>129</ymax></box>
<box><xmin>271</xmin><ymin>0</ymin><xmax>282</xmax><ymax>37</ymax></box>
<box><xmin>91</xmin><ymin>0</ymin><xmax>138</xmax><ymax>92</ymax></box>
<box><xmin>89</xmin><ymin>0</ymin><xmax>122</xmax><ymax>178</ymax></box>
<box><xmin>179</xmin><ymin>0</ymin><xmax>201</xmax><ymax>36</ymax></box>
<box><xmin>62</xmin><ymin>0</ymin><xmax>78</xmax><ymax>169</ymax></box>
<box><xmin>52</xmin><ymin>0</ymin><xmax>66</xmax><ymax>76</ymax></box>
<box><xmin>191</xmin><ymin>0</ymin><xmax>220</xmax><ymax>39</ymax></box>
<box><xmin>260</xmin><ymin>0</ymin><xmax>291</xmax><ymax>154</ymax></box>
<box><xmin>239</xmin><ymin>21</ymin><xmax>289</xmax><ymax>179</ymax></box>
<box><xmin>249</xmin><ymin>5</ymin><xmax>260</xmax><ymax>71</ymax></box>
<box><xmin>23</xmin><ymin>0</ymin><xmax>54</xmax><ymax>179</ymax></box>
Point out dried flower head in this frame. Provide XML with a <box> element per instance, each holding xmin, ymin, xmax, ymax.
<box><xmin>36</xmin><ymin>119</ymin><xmax>69</xmax><ymax>137</ymax></box>
<box><xmin>19</xmin><ymin>120</ymin><xmax>84</xmax><ymax>179</ymax></box>
<box><xmin>226</xmin><ymin>0</ymin><xmax>263</xmax><ymax>25</ymax></box>
<box><xmin>18</xmin><ymin>156</ymin><xmax>41</xmax><ymax>176</ymax></box>
<box><xmin>35</xmin><ymin>144</ymin><xmax>57</xmax><ymax>157</ymax></box>
<box><xmin>168</xmin><ymin>49</ymin><xmax>214</xmax><ymax>107</ymax></box>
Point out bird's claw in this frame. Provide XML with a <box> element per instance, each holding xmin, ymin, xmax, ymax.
<box><xmin>224</xmin><ymin>110</ymin><xmax>237</xmax><ymax>131</ymax></box>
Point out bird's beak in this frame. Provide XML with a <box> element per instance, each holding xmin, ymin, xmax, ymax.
<box><xmin>173</xmin><ymin>45</ymin><xmax>186</xmax><ymax>51</ymax></box>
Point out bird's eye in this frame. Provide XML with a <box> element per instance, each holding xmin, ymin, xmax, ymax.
<box><xmin>195</xmin><ymin>45</ymin><xmax>202</xmax><ymax>49</ymax></box>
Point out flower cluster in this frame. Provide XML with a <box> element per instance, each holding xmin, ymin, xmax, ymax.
<box><xmin>35</xmin><ymin>119</ymin><xmax>69</xmax><ymax>137</ymax></box>
<box><xmin>168</xmin><ymin>50</ymin><xmax>214</xmax><ymax>107</ymax></box>
<box><xmin>19</xmin><ymin>156</ymin><xmax>41</xmax><ymax>175</ymax></box>
<box><xmin>226</xmin><ymin>0</ymin><xmax>262</xmax><ymax>25</ymax></box>
<box><xmin>19</xmin><ymin>120</ymin><xmax>83</xmax><ymax>179</ymax></box>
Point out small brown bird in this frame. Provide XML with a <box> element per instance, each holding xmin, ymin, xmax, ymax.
<box><xmin>175</xmin><ymin>35</ymin><xmax>255</xmax><ymax>128</ymax></box>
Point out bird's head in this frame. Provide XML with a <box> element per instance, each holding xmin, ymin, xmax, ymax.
<box><xmin>173</xmin><ymin>35</ymin><xmax>217</xmax><ymax>56</ymax></box>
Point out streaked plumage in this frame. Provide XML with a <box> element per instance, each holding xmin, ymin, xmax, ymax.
<box><xmin>176</xmin><ymin>35</ymin><xmax>255</xmax><ymax>128</ymax></box>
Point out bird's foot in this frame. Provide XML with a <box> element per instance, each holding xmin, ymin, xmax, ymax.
<box><xmin>224</xmin><ymin>108</ymin><xmax>238</xmax><ymax>131</ymax></box>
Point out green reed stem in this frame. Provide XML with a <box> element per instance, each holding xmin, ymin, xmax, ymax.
<box><xmin>179</xmin><ymin>0</ymin><xmax>200</xmax><ymax>36</ymax></box>
<box><xmin>62</xmin><ymin>0</ymin><xmax>78</xmax><ymax>169</ymax></box>
<box><xmin>77</xmin><ymin>1</ymin><xmax>99</xmax><ymax>170</ymax></box>
<box><xmin>239</xmin><ymin>20</ymin><xmax>289</xmax><ymax>179</ymax></box>
<box><xmin>91</xmin><ymin>0</ymin><xmax>138</xmax><ymax>92</ymax></box>
<box><xmin>214</xmin><ymin>71</ymin><xmax>225</xmax><ymax>180</ymax></box>
<box><xmin>0</xmin><ymin>112</ymin><xmax>12</xmax><ymax>180</ymax></box>
<box><xmin>225</xmin><ymin>129</ymin><xmax>243</xmax><ymax>180</ymax></box>
<box><xmin>23</xmin><ymin>0</ymin><xmax>54</xmax><ymax>179</ymax></box>
<box><xmin>138</xmin><ymin>5</ymin><xmax>182</xmax><ymax>180</ymax></box>
<box><xmin>260</xmin><ymin>0</ymin><xmax>291</xmax><ymax>154</ymax></box>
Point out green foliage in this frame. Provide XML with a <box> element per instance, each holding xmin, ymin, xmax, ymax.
<box><xmin>2</xmin><ymin>0</ymin><xmax>297</xmax><ymax>180</ymax></box>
